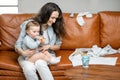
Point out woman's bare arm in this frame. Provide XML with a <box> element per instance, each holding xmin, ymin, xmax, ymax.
<box><xmin>16</xmin><ymin>48</ymin><xmax>35</xmax><ymax>57</ymax></box>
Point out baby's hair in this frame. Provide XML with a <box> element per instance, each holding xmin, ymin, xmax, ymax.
<box><xmin>26</xmin><ymin>21</ymin><xmax>40</xmax><ymax>30</ymax></box>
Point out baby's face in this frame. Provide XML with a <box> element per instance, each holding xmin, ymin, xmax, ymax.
<box><xmin>26</xmin><ymin>26</ymin><xmax>40</xmax><ymax>39</ymax></box>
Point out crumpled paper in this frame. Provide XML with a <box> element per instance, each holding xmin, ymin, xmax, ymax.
<box><xmin>69</xmin><ymin>44</ymin><xmax>119</xmax><ymax>66</ymax></box>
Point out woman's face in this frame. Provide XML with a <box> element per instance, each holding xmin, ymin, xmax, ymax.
<box><xmin>47</xmin><ymin>11</ymin><xmax>59</xmax><ymax>26</ymax></box>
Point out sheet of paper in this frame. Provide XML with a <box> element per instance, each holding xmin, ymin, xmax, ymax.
<box><xmin>70</xmin><ymin>55</ymin><xmax>118</xmax><ymax>66</ymax></box>
<box><xmin>89</xmin><ymin>57</ymin><xmax>118</xmax><ymax>65</ymax></box>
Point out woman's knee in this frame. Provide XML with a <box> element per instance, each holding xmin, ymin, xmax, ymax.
<box><xmin>22</xmin><ymin>61</ymin><xmax>36</xmax><ymax>73</ymax></box>
<box><xmin>35</xmin><ymin>59</ymin><xmax>47</xmax><ymax>67</ymax></box>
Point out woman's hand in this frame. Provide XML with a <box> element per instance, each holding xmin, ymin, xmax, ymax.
<box><xmin>39</xmin><ymin>45</ymin><xmax>50</xmax><ymax>52</ymax></box>
<box><xmin>37</xmin><ymin>36</ymin><xmax>45</xmax><ymax>43</ymax></box>
<box><xmin>17</xmin><ymin>48</ymin><xmax>35</xmax><ymax>57</ymax></box>
<box><xmin>23</xmin><ymin>49</ymin><xmax>35</xmax><ymax>57</ymax></box>
<box><xmin>39</xmin><ymin>44</ymin><xmax>61</xmax><ymax>52</ymax></box>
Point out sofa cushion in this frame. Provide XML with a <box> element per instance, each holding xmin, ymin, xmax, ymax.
<box><xmin>0</xmin><ymin>13</ymin><xmax>100</xmax><ymax>50</ymax></box>
<box><xmin>99</xmin><ymin>11</ymin><xmax>120</xmax><ymax>49</ymax></box>
<box><xmin>50</xmin><ymin>50</ymin><xmax>73</xmax><ymax>70</ymax></box>
<box><xmin>0</xmin><ymin>14</ymin><xmax>35</xmax><ymax>50</ymax></box>
<box><xmin>0</xmin><ymin>50</ymin><xmax>73</xmax><ymax>78</ymax></box>
<box><xmin>0</xmin><ymin>70</ymin><xmax>24</xmax><ymax>77</ymax></box>
<box><xmin>61</xmin><ymin>13</ymin><xmax>100</xmax><ymax>49</ymax></box>
<box><xmin>0</xmin><ymin>50</ymin><xmax>73</xmax><ymax>70</ymax></box>
<box><xmin>0</xmin><ymin>51</ymin><xmax>21</xmax><ymax>71</ymax></box>
<box><xmin>0</xmin><ymin>76</ymin><xmax>25</xmax><ymax>80</ymax></box>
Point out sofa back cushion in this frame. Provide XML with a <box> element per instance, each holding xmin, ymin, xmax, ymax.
<box><xmin>0</xmin><ymin>14</ymin><xmax>34</xmax><ymax>50</ymax></box>
<box><xmin>0</xmin><ymin>13</ymin><xmax>100</xmax><ymax>51</ymax></box>
<box><xmin>99</xmin><ymin>11</ymin><xmax>120</xmax><ymax>49</ymax></box>
<box><xmin>61</xmin><ymin>13</ymin><xmax>100</xmax><ymax>49</ymax></box>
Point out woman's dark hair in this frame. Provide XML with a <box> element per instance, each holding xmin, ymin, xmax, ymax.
<box><xmin>33</xmin><ymin>2</ymin><xmax>65</xmax><ymax>38</ymax></box>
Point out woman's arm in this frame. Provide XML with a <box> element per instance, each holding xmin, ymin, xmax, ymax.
<box><xmin>39</xmin><ymin>44</ymin><xmax>60</xmax><ymax>51</ymax></box>
<box><xmin>39</xmin><ymin>36</ymin><xmax>62</xmax><ymax>52</ymax></box>
<box><xmin>48</xmin><ymin>36</ymin><xmax>62</xmax><ymax>50</ymax></box>
<box><xmin>17</xmin><ymin>48</ymin><xmax>35</xmax><ymax>57</ymax></box>
<box><xmin>49</xmin><ymin>44</ymin><xmax>61</xmax><ymax>50</ymax></box>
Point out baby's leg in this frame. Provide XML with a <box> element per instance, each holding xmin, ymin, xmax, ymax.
<box><xmin>43</xmin><ymin>51</ymin><xmax>61</xmax><ymax>64</ymax></box>
<box><xmin>28</xmin><ymin>51</ymin><xmax>61</xmax><ymax>64</ymax></box>
<box><xmin>28</xmin><ymin>53</ymin><xmax>46</xmax><ymax>62</ymax></box>
<box><xmin>49</xmin><ymin>56</ymin><xmax>61</xmax><ymax>64</ymax></box>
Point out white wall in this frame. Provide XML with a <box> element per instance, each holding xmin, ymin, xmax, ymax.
<box><xmin>18</xmin><ymin>0</ymin><xmax>120</xmax><ymax>13</ymax></box>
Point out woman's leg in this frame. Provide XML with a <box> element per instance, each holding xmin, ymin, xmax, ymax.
<box><xmin>18</xmin><ymin>56</ymin><xmax>39</xmax><ymax>80</ymax></box>
<box><xmin>35</xmin><ymin>59</ymin><xmax>54</xmax><ymax>80</ymax></box>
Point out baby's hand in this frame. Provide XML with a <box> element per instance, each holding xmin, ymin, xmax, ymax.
<box><xmin>40</xmin><ymin>37</ymin><xmax>45</xmax><ymax>43</ymax></box>
<box><xmin>36</xmin><ymin>36</ymin><xmax>45</xmax><ymax>43</ymax></box>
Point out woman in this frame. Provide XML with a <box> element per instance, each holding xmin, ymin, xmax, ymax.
<box><xmin>15</xmin><ymin>2</ymin><xmax>65</xmax><ymax>80</ymax></box>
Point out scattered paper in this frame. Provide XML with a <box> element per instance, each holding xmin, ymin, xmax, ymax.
<box><xmin>69</xmin><ymin>44</ymin><xmax>119</xmax><ymax>66</ymax></box>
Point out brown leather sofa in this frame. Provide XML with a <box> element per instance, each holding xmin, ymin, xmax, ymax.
<box><xmin>0</xmin><ymin>11</ymin><xmax>120</xmax><ymax>80</ymax></box>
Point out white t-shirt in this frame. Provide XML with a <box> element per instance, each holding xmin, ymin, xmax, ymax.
<box><xmin>43</xmin><ymin>30</ymin><xmax>50</xmax><ymax>45</ymax></box>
